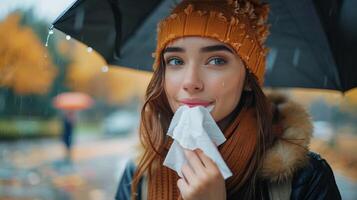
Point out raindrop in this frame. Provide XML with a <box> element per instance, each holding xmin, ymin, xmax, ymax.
<box><xmin>324</xmin><ymin>76</ymin><xmax>328</xmax><ymax>87</ymax></box>
<box><xmin>87</xmin><ymin>47</ymin><xmax>93</xmax><ymax>53</ymax></box>
<box><xmin>19</xmin><ymin>96</ymin><xmax>23</xmax><ymax>115</ymax></box>
<box><xmin>266</xmin><ymin>48</ymin><xmax>278</xmax><ymax>72</ymax></box>
<box><xmin>45</xmin><ymin>26</ymin><xmax>54</xmax><ymax>47</ymax></box>
<box><xmin>274</xmin><ymin>16</ymin><xmax>280</xmax><ymax>25</ymax></box>
<box><xmin>101</xmin><ymin>65</ymin><xmax>109</xmax><ymax>73</ymax></box>
<box><xmin>329</xmin><ymin>8</ymin><xmax>333</xmax><ymax>16</ymax></box>
<box><xmin>293</xmin><ymin>48</ymin><xmax>300</xmax><ymax>67</ymax></box>
<box><xmin>74</xmin><ymin>8</ymin><xmax>85</xmax><ymax>31</ymax></box>
<box><xmin>66</xmin><ymin>35</ymin><xmax>71</xmax><ymax>40</ymax></box>
<box><xmin>0</xmin><ymin>98</ymin><xmax>5</xmax><ymax>112</ymax></box>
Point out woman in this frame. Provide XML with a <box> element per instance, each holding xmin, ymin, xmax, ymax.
<box><xmin>116</xmin><ymin>0</ymin><xmax>341</xmax><ymax>199</ymax></box>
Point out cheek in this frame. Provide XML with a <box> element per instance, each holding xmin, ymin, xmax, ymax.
<box><xmin>213</xmin><ymin>83</ymin><xmax>241</xmax><ymax>118</ymax></box>
<box><xmin>210</xmin><ymin>73</ymin><xmax>244</xmax><ymax>121</ymax></box>
<box><xmin>164</xmin><ymin>73</ymin><xmax>182</xmax><ymax>111</ymax></box>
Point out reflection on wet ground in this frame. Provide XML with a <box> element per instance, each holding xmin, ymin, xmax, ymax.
<box><xmin>0</xmin><ymin>135</ymin><xmax>356</xmax><ymax>200</ymax></box>
<box><xmin>0</xmin><ymin>134</ymin><xmax>135</xmax><ymax>200</ymax></box>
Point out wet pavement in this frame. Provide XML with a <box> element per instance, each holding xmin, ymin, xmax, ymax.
<box><xmin>0</xmin><ymin>134</ymin><xmax>136</xmax><ymax>200</ymax></box>
<box><xmin>0</xmin><ymin>134</ymin><xmax>356</xmax><ymax>200</ymax></box>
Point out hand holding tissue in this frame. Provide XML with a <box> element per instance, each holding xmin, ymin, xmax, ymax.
<box><xmin>163</xmin><ymin>105</ymin><xmax>233</xmax><ymax>179</ymax></box>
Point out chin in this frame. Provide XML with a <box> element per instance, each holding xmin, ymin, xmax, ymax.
<box><xmin>212</xmin><ymin>114</ymin><xmax>223</xmax><ymax>122</ymax></box>
<box><xmin>210</xmin><ymin>111</ymin><xmax>222</xmax><ymax>122</ymax></box>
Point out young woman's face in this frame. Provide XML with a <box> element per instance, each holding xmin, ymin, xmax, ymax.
<box><xmin>163</xmin><ymin>37</ymin><xmax>246</xmax><ymax>121</ymax></box>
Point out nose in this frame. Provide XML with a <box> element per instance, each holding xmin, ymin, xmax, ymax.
<box><xmin>182</xmin><ymin>66</ymin><xmax>204</xmax><ymax>93</ymax></box>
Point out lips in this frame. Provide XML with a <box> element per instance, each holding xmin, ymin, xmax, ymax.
<box><xmin>179</xmin><ymin>99</ymin><xmax>214</xmax><ymax>108</ymax></box>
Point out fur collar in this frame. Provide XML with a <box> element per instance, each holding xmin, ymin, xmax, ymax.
<box><xmin>260</xmin><ymin>92</ymin><xmax>313</xmax><ymax>182</ymax></box>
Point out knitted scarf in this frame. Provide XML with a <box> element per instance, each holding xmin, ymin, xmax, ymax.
<box><xmin>147</xmin><ymin>106</ymin><xmax>258</xmax><ymax>200</ymax></box>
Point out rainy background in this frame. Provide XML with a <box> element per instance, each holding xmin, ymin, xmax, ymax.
<box><xmin>0</xmin><ymin>0</ymin><xmax>356</xmax><ymax>199</ymax></box>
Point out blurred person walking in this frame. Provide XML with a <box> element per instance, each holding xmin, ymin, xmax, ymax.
<box><xmin>62</xmin><ymin>110</ymin><xmax>76</xmax><ymax>163</ymax></box>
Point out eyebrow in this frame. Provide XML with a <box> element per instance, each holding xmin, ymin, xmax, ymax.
<box><xmin>163</xmin><ymin>45</ymin><xmax>234</xmax><ymax>54</ymax></box>
<box><xmin>201</xmin><ymin>45</ymin><xmax>234</xmax><ymax>54</ymax></box>
<box><xmin>163</xmin><ymin>47</ymin><xmax>184</xmax><ymax>53</ymax></box>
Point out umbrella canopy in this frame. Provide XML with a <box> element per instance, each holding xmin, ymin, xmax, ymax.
<box><xmin>264</xmin><ymin>0</ymin><xmax>357</xmax><ymax>92</ymax></box>
<box><xmin>52</xmin><ymin>0</ymin><xmax>357</xmax><ymax>92</ymax></box>
<box><xmin>53</xmin><ymin>92</ymin><xmax>94</xmax><ymax>111</ymax></box>
<box><xmin>53</xmin><ymin>0</ymin><xmax>163</xmax><ymax>70</ymax></box>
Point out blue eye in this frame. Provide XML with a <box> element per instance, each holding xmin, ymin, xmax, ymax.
<box><xmin>167</xmin><ymin>57</ymin><xmax>184</xmax><ymax>66</ymax></box>
<box><xmin>208</xmin><ymin>57</ymin><xmax>227</xmax><ymax>65</ymax></box>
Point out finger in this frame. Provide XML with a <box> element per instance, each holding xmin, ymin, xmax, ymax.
<box><xmin>181</xmin><ymin>163</ymin><xmax>196</xmax><ymax>185</ymax></box>
<box><xmin>195</xmin><ymin>149</ymin><xmax>219</xmax><ymax>171</ymax></box>
<box><xmin>196</xmin><ymin>150</ymin><xmax>224</xmax><ymax>180</ymax></box>
<box><xmin>177</xmin><ymin>178</ymin><xmax>189</xmax><ymax>196</ymax></box>
<box><xmin>184</xmin><ymin>149</ymin><xmax>205</xmax><ymax>173</ymax></box>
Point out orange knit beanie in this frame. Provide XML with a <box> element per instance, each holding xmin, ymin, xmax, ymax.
<box><xmin>153</xmin><ymin>0</ymin><xmax>270</xmax><ymax>85</ymax></box>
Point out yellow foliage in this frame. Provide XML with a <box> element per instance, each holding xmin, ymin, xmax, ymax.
<box><xmin>345</xmin><ymin>88</ymin><xmax>357</xmax><ymax>106</ymax></box>
<box><xmin>288</xmin><ymin>88</ymin><xmax>343</xmax><ymax>106</ymax></box>
<box><xmin>285</xmin><ymin>88</ymin><xmax>357</xmax><ymax>115</ymax></box>
<box><xmin>65</xmin><ymin>42</ymin><xmax>152</xmax><ymax>105</ymax></box>
<box><xmin>0</xmin><ymin>14</ymin><xmax>57</xmax><ymax>95</ymax></box>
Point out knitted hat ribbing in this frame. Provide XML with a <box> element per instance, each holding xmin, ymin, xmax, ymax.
<box><xmin>153</xmin><ymin>0</ymin><xmax>270</xmax><ymax>85</ymax></box>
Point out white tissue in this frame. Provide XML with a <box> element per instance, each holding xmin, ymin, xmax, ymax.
<box><xmin>163</xmin><ymin>105</ymin><xmax>233</xmax><ymax>179</ymax></box>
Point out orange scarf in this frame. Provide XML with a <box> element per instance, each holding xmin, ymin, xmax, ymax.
<box><xmin>147</xmin><ymin>106</ymin><xmax>258</xmax><ymax>200</ymax></box>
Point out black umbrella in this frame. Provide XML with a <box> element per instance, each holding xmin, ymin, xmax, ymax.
<box><xmin>52</xmin><ymin>0</ymin><xmax>357</xmax><ymax>92</ymax></box>
<box><xmin>52</xmin><ymin>0</ymin><xmax>167</xmax><ymax>70</ymax></box>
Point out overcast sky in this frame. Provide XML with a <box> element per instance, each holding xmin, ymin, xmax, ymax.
<box><xmin>0</xmin><ymin>0</ymin><xmax>76</xmax><ymax>22</ymax></box>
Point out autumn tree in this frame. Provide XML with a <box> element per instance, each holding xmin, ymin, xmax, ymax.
<box><xmin>63</xmin><ymin>42</ymin><xmax>151</xmax><ymax>105</ymax></box>
<box><xmin>0</xmin><ymin>13</ymin><xmax>57</xmax><ymax>95</ymax></box>
<box><xmin>0</xmin><ymin>10</ymin><xmax>70</xmax><ymax>118</ymax></box>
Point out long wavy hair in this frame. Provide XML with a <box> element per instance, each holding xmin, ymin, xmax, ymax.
<box><xmin>131</xmin><ymin>52</ymin><xmax>275</xmax><ymax>199</ymax></box>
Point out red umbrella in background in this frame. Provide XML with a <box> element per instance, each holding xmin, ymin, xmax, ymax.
<box><xmin>53</xmin><ymin>92</ymin><xmax>94</xmax><ymax>111</ymax></box>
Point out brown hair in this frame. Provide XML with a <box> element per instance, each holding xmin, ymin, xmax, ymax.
<box><xmin>131</xmin><ymin>55</ymin><xmax>275</xmax><ymax>199</ymax></box>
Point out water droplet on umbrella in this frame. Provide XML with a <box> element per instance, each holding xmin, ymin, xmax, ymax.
<box><xmin>101</xmin><ymin>66</ymin><xmax>109</xmax><ymax>73</ymax></box>
<box><xmin>87</xmin><ymin>47</ymin><xmax>93</xmax><ymax>53</ymax></box>
<box><xmin>45</xmin><ymin>26</ymin><xmax>54</xmax><ymax>47</ymax></box>
<box><xmin>66</xmin><ymin>35</ymin><xmax>71</xmax><ymax>40</ymax></box>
